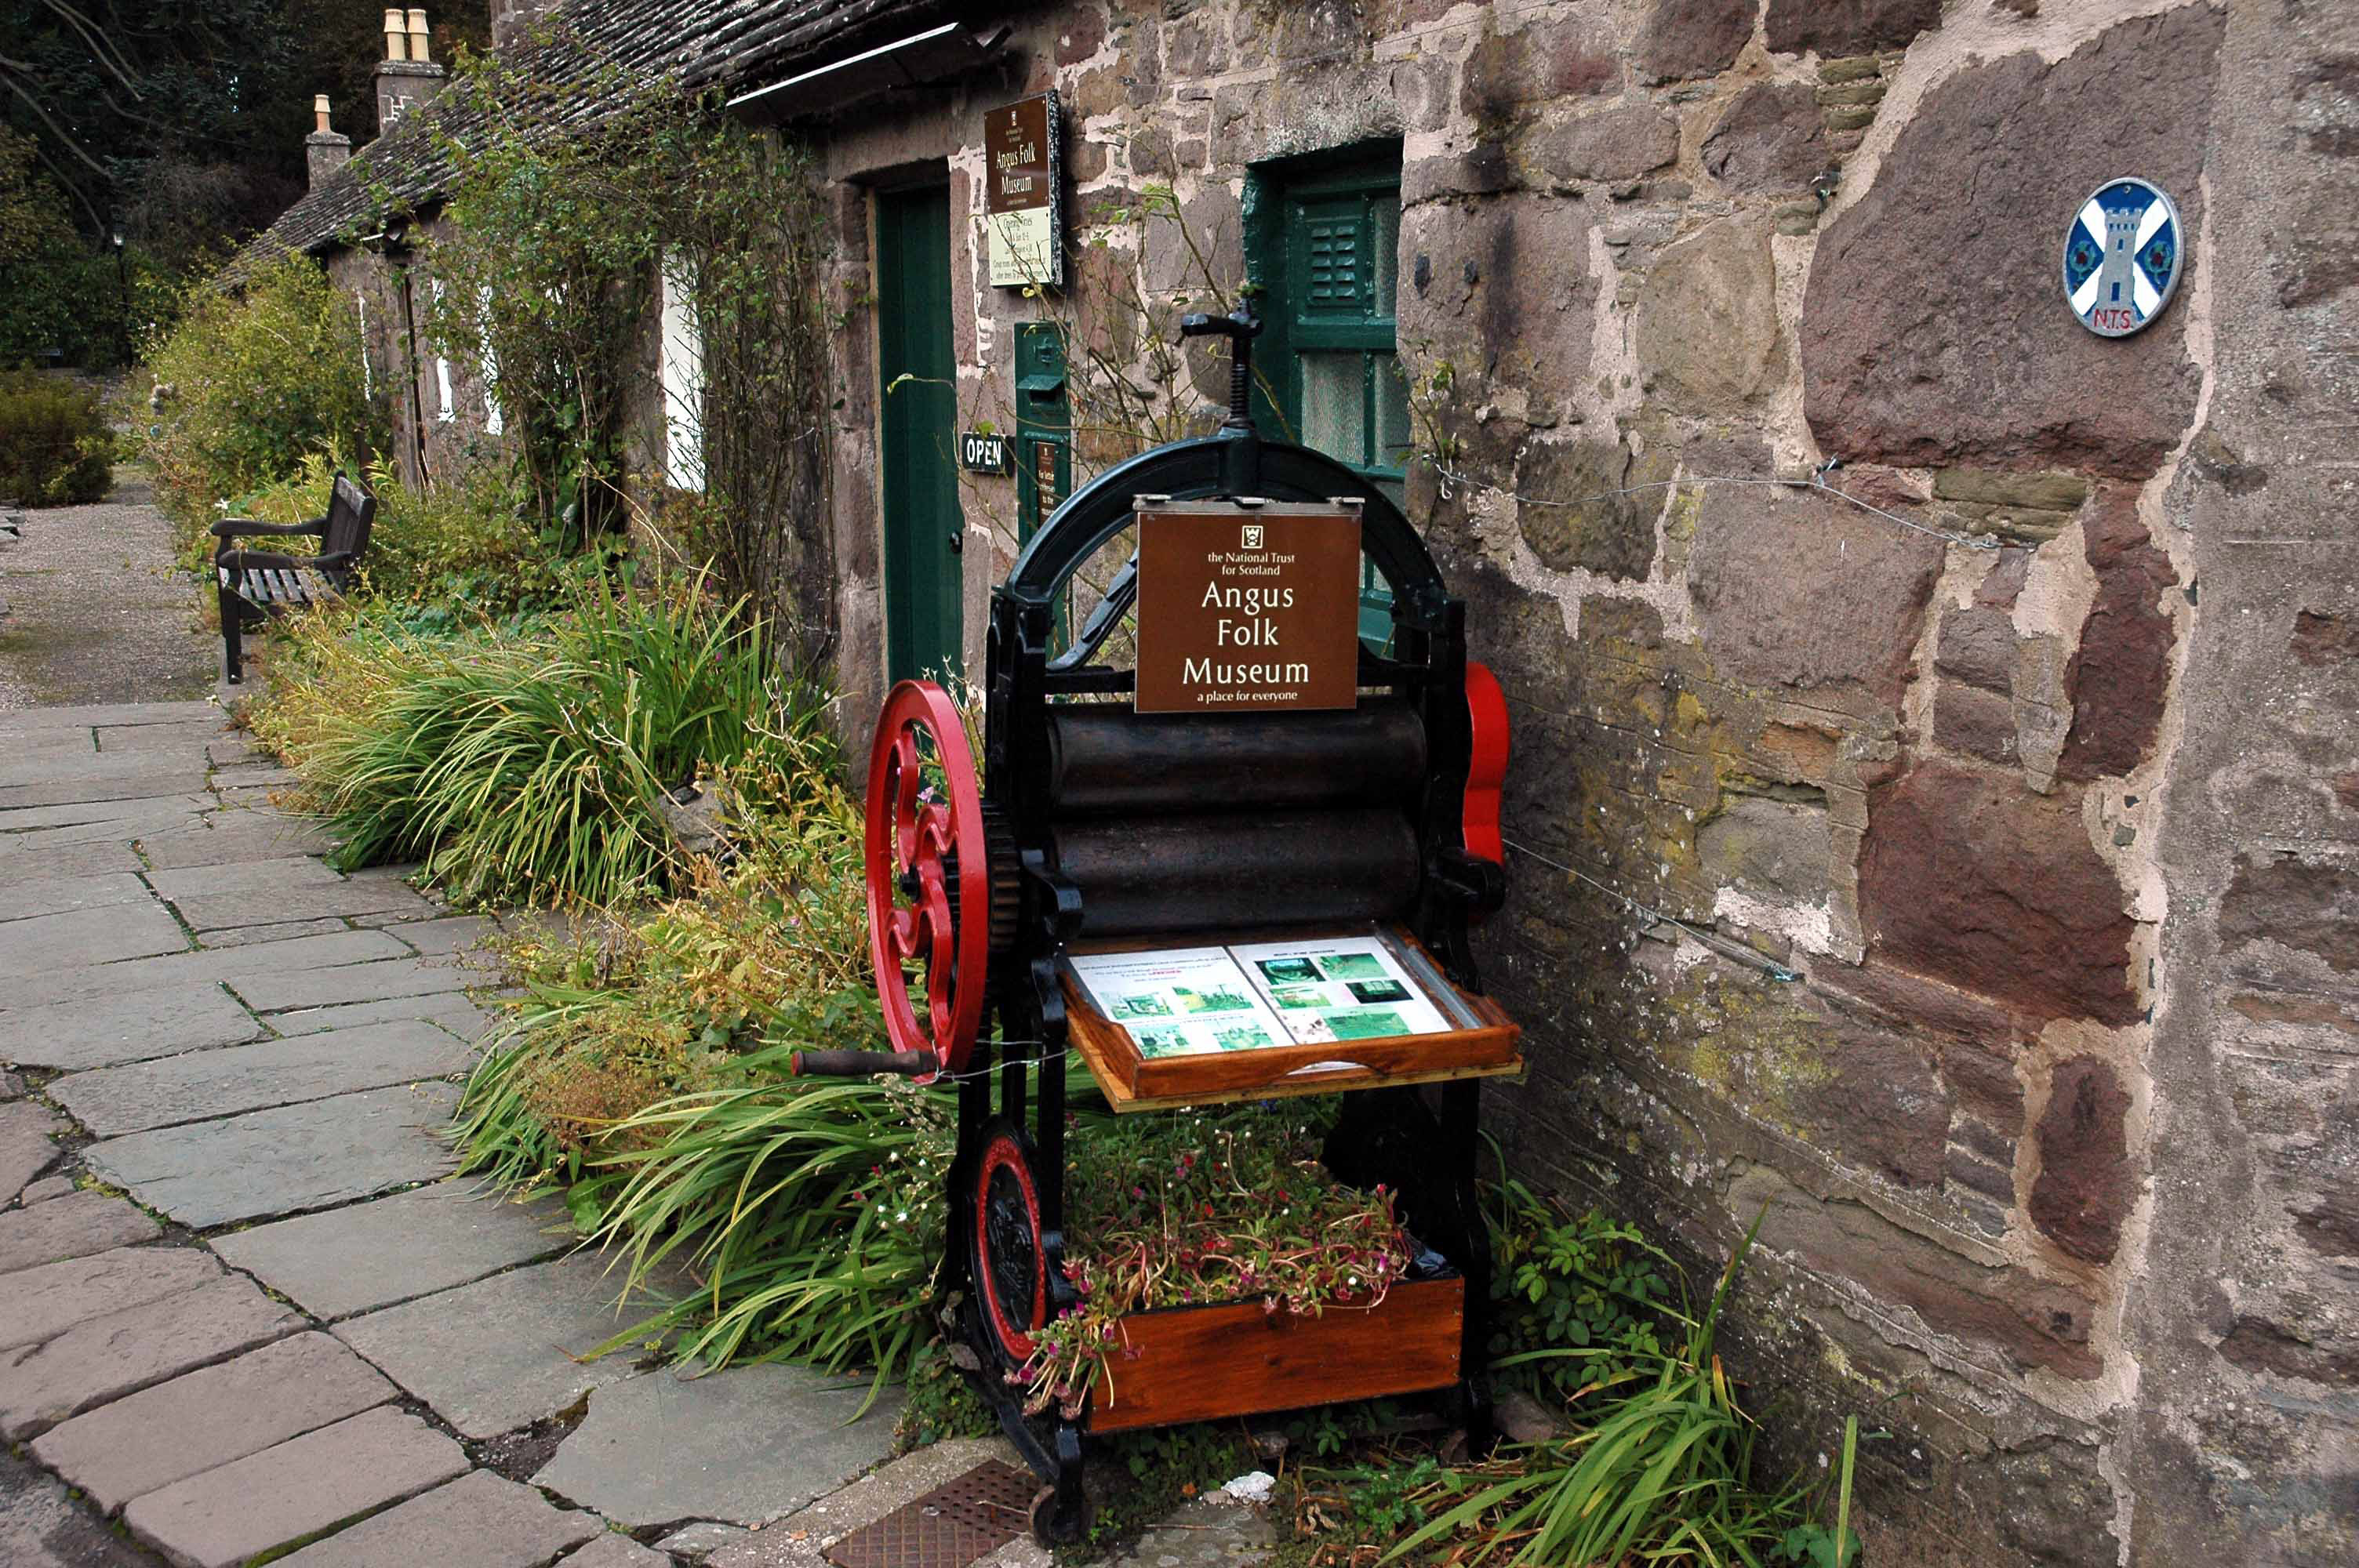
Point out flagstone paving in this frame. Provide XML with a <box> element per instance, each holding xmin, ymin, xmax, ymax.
<box><xmin>0</xmin><ymin>701</ymin><xmax>921</xmax><ymax>1564</ymax></box>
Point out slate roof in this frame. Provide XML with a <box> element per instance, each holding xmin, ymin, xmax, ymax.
<box><xmin>228</xmin><ymin>0</ymin><xmax>945</xmax><ymax>281</ymax></box>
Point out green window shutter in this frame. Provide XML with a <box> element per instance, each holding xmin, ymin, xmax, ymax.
<box><xmin>1256</xmin><ymin>158</ymin><xmax>1405</xmax><ymax>643</ymax></box>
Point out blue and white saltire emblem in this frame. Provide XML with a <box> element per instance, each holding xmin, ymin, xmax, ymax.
<box><xmin>2063</xmin><ymin>178</ymin><xmax>2183</xmax><ymax>338</ymax></box>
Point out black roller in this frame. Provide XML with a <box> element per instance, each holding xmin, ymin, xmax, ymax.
<box><xmin>1052</xmin><ymin>808</ymin><xmax>1419</xmax><ymax>936</ymax></box>
<box><xmin>1045</xmin><ymin>701</ymin><xmax>1427</xmax><ymax>816</ymax></box>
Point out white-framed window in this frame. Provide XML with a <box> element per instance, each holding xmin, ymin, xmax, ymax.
<box><xmin>476</xmin><ymin>284</ymin><xmax>503</xmax><ymax>435</ymax></box>
<box><xmin>659</xmin><ymin>251</ymin><xmax>705</xmax><ymax>492</ymax></box>
<box><xmin>430</xmin><ymin>279</ymin><xmax>454</xmax><ymax>423</ymax></box>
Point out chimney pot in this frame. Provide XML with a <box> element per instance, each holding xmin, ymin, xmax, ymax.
<box><xmin>407</xmin><ymin>9</ymin><xmax>431</xmax><ymax>64</ymax></box>
<box><xmin>383</xmin><ymin>9</ymin><xmax>408</xmax><ymax>61</ymax></box>
<box><xmin>314</xmin><ymin>93</ymin><xmax>332</xmax><ymax>132</ymax></box>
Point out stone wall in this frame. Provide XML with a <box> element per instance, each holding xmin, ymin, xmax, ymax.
<box><xmin>801</xmin><ymin>1</ymin><xmax>2354</xmax><ymax>1561</ymax></box>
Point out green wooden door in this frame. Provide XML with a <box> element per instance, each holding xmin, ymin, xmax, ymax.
<box><xmin>877</xmin><ymin>185</ymin><xmax>963</xmax><ymax>683</ymax></box>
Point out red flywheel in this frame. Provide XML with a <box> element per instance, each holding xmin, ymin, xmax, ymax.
<box><xmin>863</xmin><ymin>680</ymin><xmax>990</xmax><ymax>1083</ymax></box>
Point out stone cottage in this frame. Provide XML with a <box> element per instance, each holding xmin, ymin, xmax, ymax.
<box><xmin>238</xmin><ymin>2</ymin><xmax>2359</xmax><ymax>1562</ymax></box>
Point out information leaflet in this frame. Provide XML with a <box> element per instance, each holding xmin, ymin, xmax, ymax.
<box><xmin>1068</xmin><ymin>935</ymin><xmax>1452</xmax><ymax>1058</ymax></box>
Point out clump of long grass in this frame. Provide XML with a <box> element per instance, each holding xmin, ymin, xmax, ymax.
<box><xmin>252</xmin><ymin>570</ymin><xmax>834</xmax><ymax>907</ymax></box>
<box><xmin>450</xmin><ymin>773</ymin><xmax>943</xmax><ymax>1407</ymax></box>
<box><xmin>1378</xmin><ymin>1218</ymin><xmax>1854</xmax><ymax>1568</ymax></box>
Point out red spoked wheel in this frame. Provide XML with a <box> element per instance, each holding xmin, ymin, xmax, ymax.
<box><xmin>863</xmin><ymin>680</ymin><xmax>990</xmax><ymax>1083</ymax></box>
<box><xmin>969</xmin><ymin>1118</ymin><xmax>1048</xmax><ymax>1366</ymax></box>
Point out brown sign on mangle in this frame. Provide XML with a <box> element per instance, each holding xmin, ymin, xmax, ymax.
<box><xmin>1132</xmin><ymin>499</ymin><xmax>1363</xmax><ymax>714</ymax></box>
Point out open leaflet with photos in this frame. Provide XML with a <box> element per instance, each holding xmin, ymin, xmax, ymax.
<box><xmin>1066</xmin><ymin>931</ymin><xmax>1463</xmax><ymax>1059</ymax></box>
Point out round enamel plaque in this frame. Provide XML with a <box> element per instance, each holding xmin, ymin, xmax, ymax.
<box><xmin>2063</xmin><ymin>178</ymin><xmax>2183</xmax><ymax>338</ymax></box>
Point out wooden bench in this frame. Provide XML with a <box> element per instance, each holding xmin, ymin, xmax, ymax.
<box><xmin>210</xmin><ymin>473</ymin><xmax>376</xmax><ymax>684</ymax></box>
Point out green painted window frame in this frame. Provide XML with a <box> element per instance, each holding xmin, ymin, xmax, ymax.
<box><xmin>1245</xmin><ymin>146</ymin><xmax>1406</xmax><ymax>644</ymax></box>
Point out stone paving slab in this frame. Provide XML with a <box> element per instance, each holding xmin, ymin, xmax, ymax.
<box><xmin>147</xmin><ymin>855</ymin><xmax>349</xmax><ymax>898</ymax></box>
<box><xmin>231</xmin><ymin>957</ymin><xmax>480</xmax><ymax>1014</ymax></box>
<box><xmin>0</xmin><ymin>837</ymin><xmax>144</xmax><ymax>887</ymax></box>
<box><xmin>6</xmin><ymin>927</ymin><xmax>413</xmax><ymax>1009</ymax></box>
<box><xmin>0</xmin><ymin>899</ymin><xmax>191</xmax><ymax>978</ymax></box>
<box><xmin>0</xmin><ymin>1450</ymin><xmax>154</xmax><ymax>1568</ymax></box>
<box><xmin>272</xmin><ymin>992</ymin><xmax>503</xmax><ymax>1040</ymax></box>
<box><xmin>136</xmin><ymin>808</ymin><xmax>336</xmax><ymax>869</ymax></box>
<box><xmin>0</xmin><ymin>746</ymin><xmax>214</xmax><ymax>788</ymax></box>
<box><xmin>563</xmin><ymin>1534</ymin><xmax>674</xmax><ymax>1567</ymax></box>
<box><xmin>0</xmin><ymin>1244</ymin><xmax>221</xmax><ymax>1352</ymax></box>
<box><xmin>4</xmin><ymin>807</ymin><xmax>210</xmax><ymax>856</ymax></box>
<box><xmin>0</xmin><ymin>699</ymin><xmax>219</xmax><ymax>732</ymax></box>
<box><xmin>336</xmin><ymin>1251</ymin><xmax>667</xmax><ymax>1439</ymax></box>
<box><xmin>171</xmin><ymin>877</ymin><xmax>438</xmax><ymax>933</ymax></box>
<box><xmin>0</xmin><ymin>898</ymin><xmax>191</xmax><ymax>978</ymax></box>
<box><xmin>124</xmin><ymin>1405</ymin><xmax>470</xmax><ymax>1568</ymax></box>
<box><xmin>92</xmin><ymin>719</ymin><xmax>222</xmax><ymax>755</ymax></box>
<box><xmin>0</xmin><ymin>791</ymin><xmax>213</xmax><ymax>833</ymax></box>
<box><xmin>0</xmin><ymin>1190</ymin><xmax>160</xmax><ymax>1275</ymax></box>
<box><xmin>536</xmin><ymin>1362</ymin><xmax>900</xmax><ymax>1527</ymax></box>
<box><xmin>200</xmin><ymin>916</ymin><xmax>351</xmax><ymax>947</ymax></box>
<box><xmin>0</xmin><ymin>768</ymin><xmax>210</xmax><ymax>811</ymax></box>
<box><xmin>273</xmin><ymin>1467</ymin><xmax>604</xmax><ymax>1568</ymax></box>
<box><xmin>32</xmin><ymin>1330</ymin><xmax>396</xmax><ymax>1515</ymax></box>
<box><xmin>0</xmin><ymin>982</ymin><xmax>264</xmax><ymax>1070</ymax></box>
<box><xmin>0</xmin><ymin>1099</ymin><xmax>62</xmax><ymax>1204</ymax></box>
<box><xmin>215</xmin><ymin>1179</ymin><xmax>572</xmax><ymax>1320</ymax></box>
<box><xmin>395</xmin><ymin>914</ymin><xmax>504</xmax><ymax>957</ymax></box>
<box><xmin>85</xmin><ymin>1081</ymin><xmax>461</xmax><ymax>1229</ymax></box>
<box><xmin>0</xmin><ymin>1068</ymin><xmax>19</xmax><ymax>1098</ymax></box>
<box><xmin>49</xmin><ymin>1018</ymin><xmax>474</xmax><ymax>1135</ymax></box>
<box><xmin>0</xmin><ymin>869</ymin><xmax>151</xmax><ymax>924</ymax></box>
<box><xmin>18</xmin><ymin>1174</ymin><xmax>74</xmax><ymax>1204</ymax></box>
<box><xmin>0</xmin><ymin>1272</ymin><xmax>304</xmax><ymax>1438</ymax></box>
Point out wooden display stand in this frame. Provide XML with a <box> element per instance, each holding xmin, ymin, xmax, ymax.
<box><xmin>799</xmin><ymin>307</ymin><xmax>1518</xmax><ymax>1544</ymax></box>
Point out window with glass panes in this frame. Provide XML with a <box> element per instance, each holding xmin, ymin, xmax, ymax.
<box><xmin>1253</xmin><ymin>158</ymin><xmax>1406</xmax><ymax>643</ymax></box>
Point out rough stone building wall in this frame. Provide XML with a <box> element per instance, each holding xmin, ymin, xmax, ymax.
<box><xmin>796</xmin><ymin>1</ymin><xmax>2352</xmax><ymax>1561</ymax></box>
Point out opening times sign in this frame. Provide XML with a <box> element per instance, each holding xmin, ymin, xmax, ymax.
<box><xmin>986</xmin><ymin>93</ymin><xmax>1063</xmax><ymax>289</ymax></box>
<box><xmin>1132</xmin><ymin>499</ymin><xmax>1363</xmax><ymax>713</ymax></box>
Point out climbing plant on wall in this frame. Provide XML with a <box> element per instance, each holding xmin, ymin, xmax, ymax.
<box><xmin>390</xmin><ymin>49</ymin><xmax>834</xmax><ymax>650</ymax></box>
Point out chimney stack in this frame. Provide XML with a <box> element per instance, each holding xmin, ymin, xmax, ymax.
<box><xmin>374</xmin><ymin>7</ymin><xmax>445</xmax><ymax>136</ymax></box>
<box><xmin>306</xmin><ymin>95</ymin><xmax>352</xmax><ymax>189</ymax></box>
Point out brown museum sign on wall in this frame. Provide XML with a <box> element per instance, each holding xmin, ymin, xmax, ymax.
<box><xmin>1132</xmin><ymin>499</ymin><xmax>1364</xmax><ymax>713</ymax></box>
<box><xmin>985</xmin><ymin>92</ymin><xmax>1062</xmax><ymax>289</ymax></box>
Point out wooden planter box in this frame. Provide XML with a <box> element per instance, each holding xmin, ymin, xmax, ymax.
<box><xmin>1084</xmin><ymin>1276</ymin><xmax>1465</xmax><ymax>1433</ymax></box>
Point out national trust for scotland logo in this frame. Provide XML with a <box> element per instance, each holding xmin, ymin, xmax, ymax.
<box><xmin>1240</xmin><ymin>524</ymin><xmax>1264</xmax><ymax>550</ymax></box>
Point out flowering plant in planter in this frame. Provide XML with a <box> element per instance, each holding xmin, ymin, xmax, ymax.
<box><xmin>1016</xmin><ymin>1107</ymin><xmax>1416</xmax><ymax>1418</ymax></box>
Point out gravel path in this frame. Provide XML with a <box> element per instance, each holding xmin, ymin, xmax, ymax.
<box><xmin>0</xmin><ymin>468</ymin><xmax>216</xmax><ymax>711</ymax></box>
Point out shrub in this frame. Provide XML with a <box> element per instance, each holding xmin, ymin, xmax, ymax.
<box><xmin>0</xmin><ymin>373</ymin><xmax>112</xmax><ymax>506</ymax></box>
<box><xmin>249</xmin><ymin>572</ymin><xmax>836</xmax><ymax>907</ymax></box>
<box><xmin>143</xmin><ymin>252</ymin><xmax>385</xmax><ymax>528</ymax></box>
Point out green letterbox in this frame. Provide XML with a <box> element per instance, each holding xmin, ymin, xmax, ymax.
<box><xmin>1014</xmin><ymin>323</ymin><xmax>1070</xmax><ymax>543</ymax></box>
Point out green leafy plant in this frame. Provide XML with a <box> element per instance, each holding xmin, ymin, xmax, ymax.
<box><xmin>0</xmin><ymin>372</ymin><xmax>113</xmax><ymax>505</ymax></box>
<box><xmin>141</xmin><ymin>251</ymin><xmax>384</xmax><ymax>530</ymax></box>
<box><xmin>1487</xmin><ymin>1175</ymin><xmax>1673</xmax><ymax>1410</ymax></box>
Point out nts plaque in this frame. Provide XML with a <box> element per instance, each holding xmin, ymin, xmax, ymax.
<box><xmin>1132</xmin><ymin>499</ymin><xmax>1362</xmax><ymax>714</ymax></box>
<box><xmin>986</xmin><ymin>93</ymin><xmax>1063</xmax><ymax>289</ymax></box>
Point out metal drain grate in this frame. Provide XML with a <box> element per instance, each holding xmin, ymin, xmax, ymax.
<box><xmin>824</xmin><ymin>1459</ymin><xmax>1038</xmax><ymax>1568</ymax></box>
